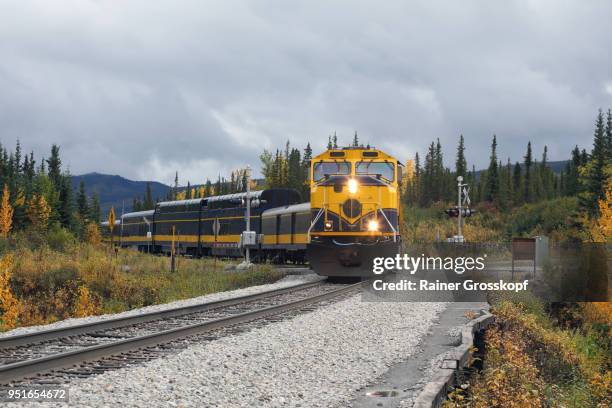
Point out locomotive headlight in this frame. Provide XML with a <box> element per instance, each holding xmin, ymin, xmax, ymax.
<box><xmin>367</xmin><ymin>219</ymin><xmax>379</xmax><ymax>232</ymax></box>
<box><xmin>348</xmin><ymin>178</ymin><xmax>358</xmax><ymax>194</ymax></box>
<box><xmin>324</xmin><ymin>220</ymin><xmax>333</xmax><ymax>231</ymax></box>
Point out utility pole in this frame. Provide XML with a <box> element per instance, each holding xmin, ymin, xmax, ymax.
<box><xmin>457</xmin><ymin>176</ymin><xmax>463</xmax><ymax>240</ymax></box>
<box><xmin>237</xmin><ymin>166</ymin><xmax>254</xmax><ymax>270</ymax></box>
<box><xmin>245</xmin><ymin>165</ymin><xmax>251</xmax><ymax>265</ymax></box>
<box><xmin>456</xmin><ymin>176</ymin><xmax>470</xmax><ymax>242</ymax></box>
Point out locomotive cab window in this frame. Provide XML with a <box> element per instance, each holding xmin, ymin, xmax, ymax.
<box><xmin>313</xmin><ymin>161</ymin><xmax>351</xmax><ymax>181</ymax></box>
<box><xmin>356</xmin><ymin>161</ymin><xmax>395</xmax><ymax>182</ymax></box>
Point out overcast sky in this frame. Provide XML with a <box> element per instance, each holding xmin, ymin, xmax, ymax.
<box><xmin>1</xmin><ymin>1</ymin><xmax>611</xmax><ymax>185</ymax></box>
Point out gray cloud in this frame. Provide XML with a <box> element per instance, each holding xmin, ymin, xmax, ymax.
<box><xmin>1</xmin><ymin>0</ymin><xmax>611</xmax><ymax>184</ymax></box>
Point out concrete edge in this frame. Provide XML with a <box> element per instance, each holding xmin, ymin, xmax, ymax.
<box><xmin>412</xmin><ymin>308</ymin><xmax>495</xmax><ymax>408</ymax></box>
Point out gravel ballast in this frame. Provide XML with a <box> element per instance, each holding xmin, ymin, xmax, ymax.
<box><xmin>40</xmin><ymin>296</ymin><xmax>446</xmax><ymax>408</ymax></box>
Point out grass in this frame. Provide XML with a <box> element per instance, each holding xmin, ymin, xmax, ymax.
<box><xmin>445</xmin><ymin>292</ymin><xmax>611</xmax><ymax>408</ymax></box>
<box><xmin>1</xmin><ymin>235</ymin><xmax>285</xmax><ymax>330</ymax></box>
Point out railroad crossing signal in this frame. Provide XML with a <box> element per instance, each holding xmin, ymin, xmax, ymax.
<box><xmin>445</xmin><ymin>206</ymin><xmax>475</xmax><ymax>218</ymax></box>
<box><xmin>462</xmin><ymin>186</ymin><xmax>471</xmax><ymax>206</ymax></box>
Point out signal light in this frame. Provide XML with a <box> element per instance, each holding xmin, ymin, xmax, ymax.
<box><xmin>445</xmin><ymin>207</ymin><xmax>475</xmax><ymax>218</ymax></box>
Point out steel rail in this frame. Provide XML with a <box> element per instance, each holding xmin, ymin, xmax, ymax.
<box><xmin>0</xmin><ymin>280</ymin><xmax>324</xmax><ymax>349</ymax></box>
<box><xmin>0</xmin><ymin>281</ymin><xmax>360</xmax><ymax>384</ymax></box>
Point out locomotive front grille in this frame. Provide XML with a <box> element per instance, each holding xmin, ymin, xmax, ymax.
<box><xmin>342</xmin><ymin>199</ymin><xmax>362</xmax><ymax>218</ymax></box>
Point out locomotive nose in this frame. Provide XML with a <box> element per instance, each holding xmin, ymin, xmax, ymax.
<box><xmin>342</xmin><ymin>199</ymin><xmax>362</xmax><ymax>218</ymax></box>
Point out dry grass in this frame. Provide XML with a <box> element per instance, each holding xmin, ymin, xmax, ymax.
<box><xmin>2</xmin><ymin>240</ymin><xmax>284</xmax><ymax>330</ymax></box>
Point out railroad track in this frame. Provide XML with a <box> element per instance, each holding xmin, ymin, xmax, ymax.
<box><xmin>0</xmin><ymin>280</ymin><xmax>360</xmax><ymax>385</ymax></box>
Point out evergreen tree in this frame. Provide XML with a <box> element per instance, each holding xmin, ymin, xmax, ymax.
<box><xmin>303</xmin><ymin>142</ymin><xmax>312</xmax><ymax>162</ymax></box>
<box><xmin>204</xmin><ymin>179</ymin><xmax>212</xmax><ymax>197</ymax></box>
<box><xmin>144</xmin><ymin>182</ymin><xmax>154</xmax><ymax>210</ymax></box>
<box><xmin>434</xmin><ymin>139</ymin><xmax>444</xmax><ymax>201</ymax></box>
<box><xmin>485</xmin><ymin>135</ymin><xmax>499</xmax><ymax>202</ymax></box>
<box><xmin>288</xmin><ymin>148</ymin><xmax>302</xmax><ymax>193</ymax></box>
<box><xmin>455</xmin><ymin>134</ymin><xmax>467</xmax><ymax>178</ymax></box>
<box><xmin>524</xmin><ymin>142</ymin><xmax>533</xmax><ymax>203</ymax></box>
<box><xmin>173</xmin><ymin>171</ymin><xmax>179</xmax><ymax>200</ymax></box>
<box><xmin>215</xmin><ymin>175</ymin><xmax>222</xmax><ymax>197</ymax></box>
<box><xmin>506</xmin><ymin>158</ymin><xmax>513</xmax><ymax>203</ymax></box>
<box><xmin>332</xmin><ymin>132</ymin><xmax>338</xmax><ymax>149</ymax></box>
<box><xmin>352</xmin><ymin>131</ymin><xmax>359</xmax><ymax>147</ymax></box>
<box><xmin>513</xmin><ymin>162</ymin><xmax>522</xmax><ymax>204</ymax></box>
<box><xmin>580</xmin><ymin>149</ymin><xmax>588</xmax><ymax>166</ymax></box>
<box><xmin>90</xmin><ymin>192</ymin><xmax>101</xmax><ymax>222</ymax></box>
<box><xmin>414</xmin><ymin>152</ymin><xmax>421</xmax><ymax>204</ymax></box>
<box><xmin>606</xmin><ymin>109</ymin><xmax>612</xmax><ymax>159</ymax></box>
<box><xmin>132</xmin><ymin>198</ymin><xmax>141</xmax><ymax>212</ymax></box>
<box><xmin>327</xmin><ymin>136</ymin><xmax>332</xmax><ymax>149</ymax></box>
<box><xmin>565</xmin><ymin>145</ymin><xmax>581</xmax><ymax>196</ymax></box>
<box><xmin>58</xmin><ymin>174</ymin><xmax>74</xmax><ymax>228</ymax></box>
<box><xmin>46</xmin><ymin>145</ymin><xmax>62</xmax><ymax>191</ymax></box>
<box><xmin>76</xmin><ymin>180</ymin><xmax>89</xmax><ymax>220</ymax></box>
<box><xmin>582</xmin><ymin>109</ymin><xmax>609</xmax><ymax>213</ymax></box>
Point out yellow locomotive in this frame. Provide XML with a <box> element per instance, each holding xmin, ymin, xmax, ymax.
<box><xmin>306</xmin><ymin>147</ymin><xmax>403</xmax><ymax>276</ymax></box>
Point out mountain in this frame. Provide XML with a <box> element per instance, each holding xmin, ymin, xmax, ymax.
<box><xmin>71</xmin><ymin>173</ymin><xmax>171</xmax><ymax>216</ymax></box>
<box><xmin>473</xmin><ymin>160</ymin><xmax>569</xmax><ymax>180</ymax></box>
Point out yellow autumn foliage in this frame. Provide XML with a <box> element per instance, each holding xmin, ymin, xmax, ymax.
<box><xmin>26</xmin><ymin>194</ymin><xmax>51</xmax><ymax>230</ymax></box>
<box><xmin>0</xmin><ymin>255</ymin><xmax>21</xmax><ymax>330</ymax></box>
<box><xmin>0</xmin><ymin>184</ymin><xmax>13</xmax><ymax>238</ymax></box>
<box><xmin>73</xmin><ymin>286</ymin><xmax>98</xmax><ymax>317</ymax></box>
<box><xmin>448</xmin><ymin>295</ymin><xmax>612</xmax><ymax>407</ymax></box>
<box><xmin>84</xmin><ymin>223</ymin><xmax>102</xmax><ymax>246</ymax></box>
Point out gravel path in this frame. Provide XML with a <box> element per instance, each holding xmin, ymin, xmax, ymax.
<box><xmin>0</xmin><ymin>274</ymin><xmax>324</xmax><ymax>338</ymax></box>
<box><xmin>19</xmin><ymin>296</ymin><xmax>446</xmax><ymax>408</ymax></box>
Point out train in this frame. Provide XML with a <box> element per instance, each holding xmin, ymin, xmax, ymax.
<box><xmin>114</xmin><ymin>146</ymin><xmax>403</xmax><ymax>276</ymax></box>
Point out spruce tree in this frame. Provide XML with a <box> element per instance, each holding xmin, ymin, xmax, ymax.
<box><xmin>333</xmin><ymin>132</ymin><xmax>338</xmax><ymax>149</ymax></box>
<box><xmin>173</xmin><ymin>171</ymin><xmax>179</xmax><ymax>200</ymax></box>
<box><xmin>76</xmin><ymin>180</ymin><xmax>89</xmax><ymax>220</ymax></box>
<box><xmin>46</xmin><ymin>145</ymin><xmax>62</xmax><ymax>191</ymax></box>
<box><xmin>287</xmin><ymin>148</ymin><xmax>302</xmax><ymax>192</ymax></box>
<box><xmin>583</xmin><ymin>109</ymin><xmax>608</xmax><ymax>213</ymax></box>
<box><xmin>144</xmin><ymin>183</ymin><xmax>154</xmax><ymax>209</ymax></box>
<box><xmin>353</xmin><ymin>131</ymin><xmax>359</xmax><ymax>147</ymax></box>
<box><xmin>485</xmin><ymin>135</ymin><xmax>499</xmax><ymax>203</ymax></box>
<box><xmin>606</xmin><ymin>109</ymin><xmax>612</xmax><ymax>159</ymax></box>
<box><xmin>455</xmin><ymin>134</ymin><xmax>467</xmax><ymax>178</ymax></box>
<box><xmin>513</xmin><ymin>162</ymin><xmax>522</xmax><ymax>204</ymax></box>
<box><xmin>58</xmin><ymin>175</ymin><xmax>74</xmax><ymax>228</ymax></box>
<box><xmin>524</xmin><ymin>142</ymin><xmax>533</xmax><ymax>203</ymax></box>
<box><xmin>327</xmin><ymin>136</ymin><xmax>332</xmax><ymax>149</ymax></box>
<box><xmin>565</xmin><ymin>146</ymin><xmax>581</xmax><ymax>196</ymax></box>
<box><xmin>434</xmin><ymin>139</ymin><xmax>444</xmax><ymax>201</ymax></box>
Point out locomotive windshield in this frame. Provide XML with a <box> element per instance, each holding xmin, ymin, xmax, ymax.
<box><xmin>313</xmin><ymin>161</ymin><xmax>351</xmax><ymax>181</ymax></box>
<box><xmin>356</xmin><ymin>161</ymin><xmax>395</xmax><ymax>182</ymax></box>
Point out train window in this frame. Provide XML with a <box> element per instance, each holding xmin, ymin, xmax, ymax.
<box><xmin>356</xmin><ymin>161</ymin><xmax>395</xmax><ymax>182</ymax></box>
<box><xmin>313</xmin><ymin>161</ymin><xmax>351</xmax><ymax>181</ymax></box>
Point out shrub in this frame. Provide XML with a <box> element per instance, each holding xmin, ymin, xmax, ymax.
<box><xmin>506</xmin><ymin>197</ymin><xmax>579</xmax><ymax>238</ymax></box>
<box><xmin>0</xmin><ymin>254</ymin><xmax>21</xmax><ymax>330</ymax></box>
<box><xmin>46</xmin><ymin>225</ymin><xmax>76</xmax><ymax>252</ymax></box>
<box><xmin>84</xmin><ymin>223</ymin><xmax>102</xmax><ymax>246</ymax></box>
<box><xmin>40</xmin><ymin>266</ymin><xmax>79</xmax><ymax>292</ymax></box>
